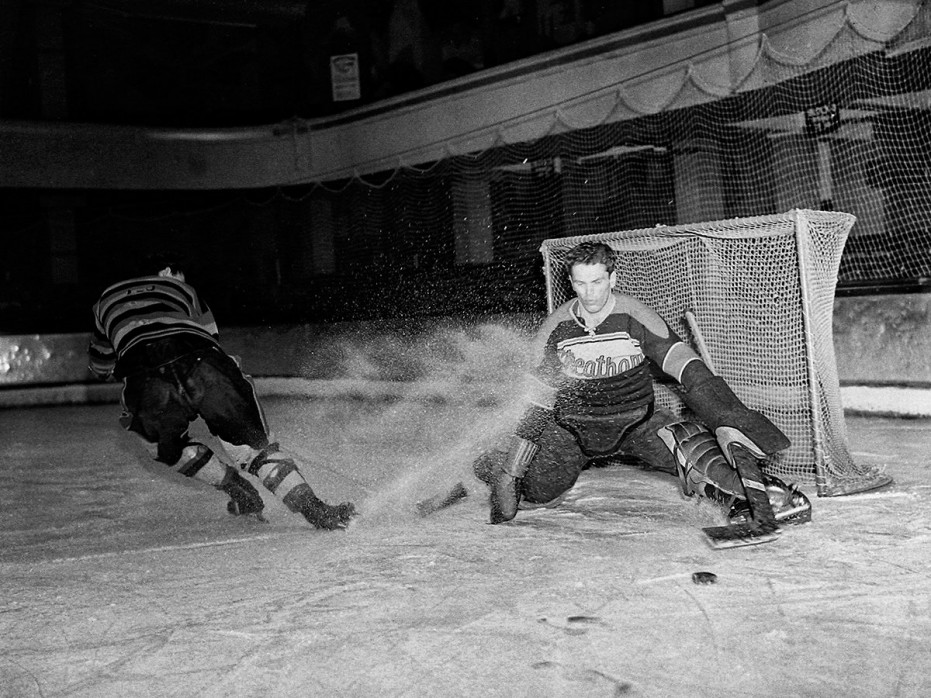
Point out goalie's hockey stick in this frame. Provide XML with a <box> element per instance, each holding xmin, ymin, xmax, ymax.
<box><xmin>686</xmin><ymin>310</ymin><xmax>782</xmax><ymax>549</ymax></box>
<box><xmin>701</xmin><ymin>521</ymin><xmax>780</xmax><ymax>548</ymax></box>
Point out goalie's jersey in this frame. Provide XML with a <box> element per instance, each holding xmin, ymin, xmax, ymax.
<box><xmin>88</xmin><ymin>274</ymin><xmax>220</xmax><ymax>379</ymax></box>
<box><xmin>526</xmin><ymin>292</ymin><xmax>702</xmax><ymax>411</ymax></box>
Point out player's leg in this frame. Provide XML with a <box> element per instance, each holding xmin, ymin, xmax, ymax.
<box><xmin>120</xmin><ymin>372</ymin><xmax>265</xmax><ymax>519</ymax></box>
<box><xmin>188</xmin><ymin>348</ymin><xmax>356</xmax><ymax>530</ymax></box>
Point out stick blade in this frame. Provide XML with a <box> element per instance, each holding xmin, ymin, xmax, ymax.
<box><xmin>416</xmin><ymin>482</ymin><xmax>469</xmax><ymax>517</ymax></box>
<box><xmin>702</xmin><ymin>522</ymin><xmax>780</xmax><ymax>549</ymax></box>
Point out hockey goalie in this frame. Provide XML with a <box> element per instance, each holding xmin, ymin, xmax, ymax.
<box><xmin>473</xmin><ymin>241</ymin><xmax>812</xmax><ymax>548</ymax></box>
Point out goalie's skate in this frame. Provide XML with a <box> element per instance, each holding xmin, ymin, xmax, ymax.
<box><xmin>702</xmin><ymin>432</ymin><xmax>781</xmax><ymax>549</ymax></box>
<box><xmin>728</xmin><ymin>475</ymin><xmax>812</xmax><ymax>527</ymax></box>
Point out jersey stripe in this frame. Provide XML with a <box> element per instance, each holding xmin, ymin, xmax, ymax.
<box><xmin>88</xmin><ymin>275</ymin><xmax>219</xmax><ymax>378</ymax></box>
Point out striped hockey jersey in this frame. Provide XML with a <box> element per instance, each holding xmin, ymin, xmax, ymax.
<box><xmin>88</xmin><ymin>274</ymin><xmax>219</xmax><ymax>379</ymax></box>
<box><xmin>525</xmin><ymin>292</ymin><xmax>703</xmax><ymax>413</ymax></box>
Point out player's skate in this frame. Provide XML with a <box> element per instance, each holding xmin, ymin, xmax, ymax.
<box><xmin>282</xmin><ymin>483</ymin><xmax>356</xmax><ymax>530</ymax></box>
<box><xmin>220</xmin><ymin>470</ymin><xmax>267</xmax><ymax>522</ymax></box>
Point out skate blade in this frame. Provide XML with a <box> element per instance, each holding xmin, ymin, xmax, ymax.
<box><xmin>703</xmin><ymin>523</ymin><xmax>780</xmax><ymax>549</ymax></box>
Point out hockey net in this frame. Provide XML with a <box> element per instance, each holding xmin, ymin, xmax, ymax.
<box><xmin>539</xmin><ymin>209</ymin><xmax>891</xmax><ymax>497</ymax></box>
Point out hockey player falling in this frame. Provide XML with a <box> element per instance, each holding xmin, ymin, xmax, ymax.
<box><xmin>88</xmin><ymin>263</ymin><xmax>356</xmax><ymax>530</ymax></box>
<box><xmin>473</xmin><ymin>241</ymin><xmax>811</xmax><ymax>547</ymax></box>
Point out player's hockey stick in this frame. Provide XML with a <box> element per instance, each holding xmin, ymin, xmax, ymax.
<box><xmin>416</xmin><ymin>481</ymin><xmax>469</xmax><ymax>517</ymax></box>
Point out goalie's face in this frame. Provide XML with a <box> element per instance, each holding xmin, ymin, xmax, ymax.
<box><xmin>569</xmin><ymin>263</ymin><xmax>616</xmax><ymax>314</ymax></box>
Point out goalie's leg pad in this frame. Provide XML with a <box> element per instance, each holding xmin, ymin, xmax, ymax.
<box><xmin>658</xmin><ymin>422</ymin><xmax>744</xmax><ymax>505</ymax></box>
<box><xmin>521</xmin><ymin>421</ymin><xmax>589</xmax><ymax>507</ymax></box>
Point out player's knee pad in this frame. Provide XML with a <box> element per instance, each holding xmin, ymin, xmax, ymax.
<box><xmin>171</xmin><ymin>442</ymin><xmax>228</xmax><ymax>487</ymax></box>
<box><xmin>219</xmin><ymin>439</ymin><xmax>264</xmax><ymax>471</ymax></box>
<box><xmin>246</xmin><ymin>442</ymin><xmax>308</xmax><ymax>501</ymax></box>
<box><xmin>658</xmin><ymin>422</ymin><xmax>743</xmax><ymax>504</ymax></box>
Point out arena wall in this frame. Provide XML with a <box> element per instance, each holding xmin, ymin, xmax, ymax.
<box><xmin>1</xmin><ymin>296</ymin><xmax>930</xmax><ymax>415</ymax></box>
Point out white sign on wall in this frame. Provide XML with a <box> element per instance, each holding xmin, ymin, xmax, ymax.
<box><xmin>330</xmin><ymin>53</ymin><xmax>361</xmax><ymax>102</ymax></box>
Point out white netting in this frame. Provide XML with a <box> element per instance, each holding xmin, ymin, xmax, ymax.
<box><xmin>279</xmin><ymin>32</ymin><xmax>931</xmax><ymax>316</ymax></box>
<box><xmin>539</xmin><ymin>209</ymin><xmax>890</xmax><ymax>497</ymax></box>
<box><xmin>4</xmin><ymin>3</ymin><xmax>931</xmax><ymax>330</ymax></box>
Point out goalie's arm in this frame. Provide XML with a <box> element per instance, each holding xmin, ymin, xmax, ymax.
<box><xmin>679</xmin><ymin>360</ymin><xmax>790</xmax><ymax>456</ymax></box>
<box><xmin>623</xmin><ymin>296</ymin><xmax>789</xmax><ymax>457</ymax></box>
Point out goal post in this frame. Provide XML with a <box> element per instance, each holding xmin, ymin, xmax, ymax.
<box><xmin>539</xmin><ymin>208</ymin><xmax>891</xmax><ymax>497</ymax></box>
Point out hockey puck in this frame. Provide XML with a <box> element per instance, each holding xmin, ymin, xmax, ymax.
<box><xmin>692</xmin><ymin>571</ymin><xmax>717</xmax><ymax>585</ymax></box>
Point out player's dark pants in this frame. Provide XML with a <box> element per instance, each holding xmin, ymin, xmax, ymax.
<box><xmin>118</xmin><ymin>336</ymin><xmax>269</xmax><ymax>465</ymax></box>
<box><xmin>521</xmin><ymin>406</ymin><xmax>679</xmax><ymax>505</ymax></box>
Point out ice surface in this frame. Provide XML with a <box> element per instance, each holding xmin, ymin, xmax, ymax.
<box><xmin>2</xmin><ymin>394</ymin><xmax>930</xmax><ymax>696</ymax></box>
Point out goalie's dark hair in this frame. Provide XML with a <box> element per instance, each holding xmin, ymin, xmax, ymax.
<box><xmin>564</xmin><ymin>241</ymin><xmax>616</xmax><ymax>275</ymax></box>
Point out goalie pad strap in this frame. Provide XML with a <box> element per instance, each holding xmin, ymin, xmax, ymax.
<box><xmin>502</xmin><ymin>436</ymin><xmax>539</xmax><ymax>478</ymax></box>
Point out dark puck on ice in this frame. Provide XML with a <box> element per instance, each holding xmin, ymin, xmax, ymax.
<box><xmin>692</xmin><ymin>571</ymin><xmax>717</xmax><ymax>585</ymax></box>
